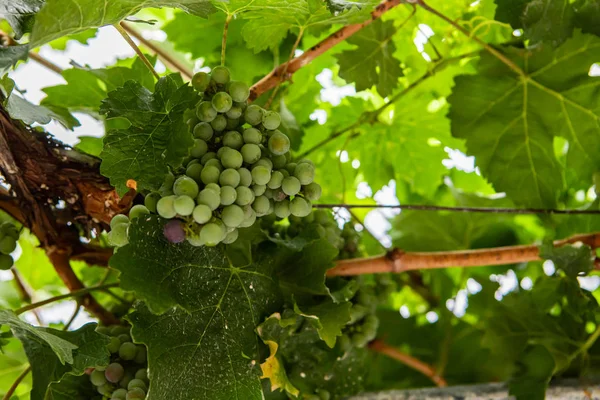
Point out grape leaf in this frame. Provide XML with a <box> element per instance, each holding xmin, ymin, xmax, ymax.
<box><xmin>448</xmin><ymin>31</ymin><xmax>600</xmax><ymax>208</ymax></box>
<box><xmin>539</xmin><ymin>242</ymin><xmax>594</xmax><ymax>277</ymax></box>
<box><xmin>29</xmin><ymin>0</ymin><xmax>216</xmax><ymax>47</ymax></box>
<box><xmin>0</xmin><ymin>76</ymin><xmax>79</xmax><ymax>129</ymax></box>
<box><xmin>45</xmin><ymin>373</ymin><xmax>99</xmax><ymax>400</ymax></box>
<box><xmin>336</xmin><ymin>19</ymin><xmax>403</xmax><ymax>97</ymax></box>
<box><xmin>0</xmin><ymin>0</ymin><xmax>44</xmax><ymax>39</ymax></box>
<box><xmin>0</xmin><ymin>45</ymin><xmax>28</xmax><ymax>77</ymax></box>
<box><xmin>48</xmin><ymin>29</ymin><xmax>97</xmax><ymax>50</ymax></box>
<box><xmin>293</xmin><ymin>299</ymin><xmax>351</xmax><ymax>348</ymax></box>
<box><xmin>99</xmin><ymin>74</ymin><xmax>197</xmax><ymax>195</ymax></box>
<box><xmin>112</xmin><ymin>217</ymin><xmax>282</xmax><ymax>399</ymax></box>
<box><xmin>74</xmin><ymin>136</ymin><xmax>103</xmax><ymax>157</ymax></box>
<box><xmin>574</xmin><ymin>0</ymin><xmax>600</xmax><ymax>36</ymax></box>
<box><xmin>508</xmin><ymin>345</ymin><xmax>555</xmax><ymax>400</ymax></box>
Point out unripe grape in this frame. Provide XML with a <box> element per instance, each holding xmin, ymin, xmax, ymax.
<box><xmin>119</xmin><ymin>372</ymin><xmax>133</xmax><ymax>389</ymax></box>
<box><xmin>135</xmin><ymin>369</ymin><xmax>148</xmax><ymax>381</ymax></box>
<box><xmin>194</xmin><ymin>122</ymin><xmax>213</xmax><ymax>141</ymax></box>
<box><xmin>252</xmin><ymin>184</ymin><xmax>266</xmax><ymax>196</ymax></box>
<box><xmin>222</xmin><ymin>229</ymin><xmax>239</xmax><ymax>244</ymax></box>
<box><xmin>239</xmin><ymin>206</ymin><xmax>257</xmax><ymax>228</ymax></box>
<box><xmin>174</xmin><ymin>195</ymin><xmax>195</xmax><ymax>216</ymax></box>
<box><xmin>108</xmin><ymin>223</ymin><xmax>129</xmax><ymax>247</ymax></box>
<box><xmin>105</xmin><ymin>363</ymin><xmax>125</xmax><ymax>383</ymax></box>
<box><xmin>108</xmin><ymin>337</ymin><xmax>121</xmax><ymax>353</ymax></box>
<box><xmin>98</xmin><ymin>383</ymin><xmax>112</xmax><ymax>395</ymax></box>
<box><xmin>221</xmin><ymin>148</ymin><xmax>243</xmax><ymax>169</ymax></box>
<box><xmin>272</xmin><ymin>154</ymin><xmax>287</xmax><ymax>169</ymax></box>
<box><xmin>244</xmin><ymin>105</ymin><xmax>263</xmax><ymax>126</ymax></box>
<box><xmin>129</xmin><ymin>205</ymin><xmax>149</xmax><ymax>220</ymax></box>
<box><xmin>110</xmin><ymin>214</ymin><xmax>130</xmax><ymax>229</ymax></box>
<box><xmin>237</xmin><ymin>168</ymin><xmax>252</xmax><ymax>187</ymax></box>
<box><xmin>268</xmin><ymin>131</ymin><xmax>290</xmax><ymax>155</ymax></box>
<box><xmin>144</xmin><ymin>192</ymin><xmax>161</xmax><ymax>213</ymax></box>
<box><xmin>112</xmin><ymin>388</ymin><xmax>128</xmax><ymax>400</ymax></box>
<box><xmin>196</xmin><ymin>101</ymin><xmax>217</xmax><ymax>122</ymax></box>
<box><xmin>157</xmin><ymin>195</ymin><xmax>177</xmax><ymax>219</ymax></box>
<box><xmin>229</xmin><ymin>81</ymin><xmax>250</xmax><ymax>102</ymax></box>
<box><xmin>128</xmin><ymin>378</ymin><xmax>147</xmax><ymax>391</ymax></box>
<box><xmin>186</xmin><ymin>163</ymin><xmax>204</xmax><ymax>183</ymax></box>
<box><xmin>241</xmin><ymin>144</ymin><xmax>261</xmax><ymax>164</ymax></box>
<box><xmin>201</xmin><ymin>152</ymin><xmax>217</xmax><ymax>164</ymax></box>
<box><xmin>201</xmin><ymin>165</ymin><xmax>221</xmax><ymax>185</ymax></box>
<box><xmin>226</xmin><ymin>117</ymin><xmax>240</xmax><ymax>130</ymax></box>
<box><xmin>222</xmin><ymin>205</ymin><xmax>245</xmax><ymax>227</ymax></box>
<box><xmin>294</xmin><ymin>162</ymin><xmax>315</xmax><ymax>185</ymax></box>
<box><xmin>243</xmin><ymin>128</ymin><xmax>262</xmax><ymax>145</ymax></box>
<box><xmin>201</xmin><ymin>223</ymin><xmax>224</xmax><ymax>246</ymax></box>
<box><xmin>255</xmin><ymin>158</ymin><xmax>273</xmax><ymax>169</ymax></box>
<box><xmin>211</xmin><ymin>114</ymin><xmax>227</xmax><ymax>131</ymax></box>
<box><xmin>159</xmin><ymin>171</ymin><xmax>175</xmax><ymax>196</ymax></box>
<box><xmin>212</xmin><ymin>92</ymin><xmax>233</xmax><ymax>113</ymax></box>
<box><xmin>290</xmin><ymin>197</ymin><xmax>311</xmax><ymax>217</ymax></box>
<box><xmin>285</xmin><ymin>162</ymin><xmax>297</xmax><ymax>174</ymax></box>
<box><xmin>173</xmin><ymin>176</ymin><xmax>200</xmax><ymax>198</ymax></box>
<box><xmin>223</xmin><ymin>131</ymin><xmax>244</xmax><ymax>149</ymax></box>
<box><xmin>192</xmin><ymin>71</ymin><xmax>211</xmax><ymax>91</ymax></box>
<box><xmin>187</xmin><ymin>116</ymin><xmax>199</xmax><ymax>132</ymax></box>
<box><xmin>126</xmin><ymin>387</ymin><xmax>146</xmax><ymax>400</ymax></box>
<box><xmin>119</xmin><ymin>342</ymin><xmax>137</xmax><ymax>360</ymax></box>
<box><xmin>303</xmin><ymin>182</ymin><xmax>322</xmax><ymax>201</ymax></box>
<box><xmin>0</xmin><ymin>236</ymin><xmax>16</xmax><ymax>255</ymax></box>
<box><xmin>212</xmin><ymin>66</ymin><xmax>230</xmax><ymax>84</ymax></box>
<box><xmin>220</xmin><ymin>186</ymin><xmax>237</xmax><ymax>205</ymax></box>
<box><xmin>226</xmin><ymin>104</ymin><xmax>243</xmax><ymax>119</ymax></box>
<box><xmin>197</xmin><ymin>189</ymin><xmax>221</xmax><ymax>211</ymax></box>
<box><xmin>279</xmin><ymin>168</ymin><xmax>290</xmax><ymax>178</ymax></box>
<box><xmin>274</xmin><ymin>199</ymin><xmax>291</xmax><ymax>218</ymax></box>
<box><xmin>252</xmin><ymin>165</ymin><xmax>271</xmax><ymax>185</ymax></box>
<box><xmin>282</xmin><ymin>176</ymin><xmax>301</xmax><ymax>196</ymax></box>
<box><xmin>264</xmin><ymin>188</ymin><xmax>274</xmax><ymax>199</ymax></box>
<box><xmin>193</xmin><ymin>204</ymin><xmax>213</xmax><ymax>224</ymax></box>
<box><xmin>205</xmin><ymin>158</ymin><xmax>223</xmax><ymax>172</ymax></box>
<box><xmin>205</xmin><ymin>183</ymin><xmax>221</xmax><ymax>194</ymax></box>
<box><xmin>267</xmin><ymin>171</ymin><xmax>284</xmax><ymax>189</ymax></box>
<box><xmin>235</xmin><ymin>186</ymin><xmax>254</xmax><ymax>206</ymax></box>
<box><xmin>190</xmin><ymin>138</ymin><xmax>208</xmax><ymax>159</ymax></box>
<box><xmin>220</xmin><ymin>168</ymin><xmax>241</xmax><ymax>187</ymax></box>
<box><xmin>262</xmin><ymin>110</ymin><xmax>281</xmax><ymax>130</ymax></box>
<box><xmin>118</xmin><ymin>333</ymin><xmax>131</xmax><ymax>343</ymax></box>
<box><xmin>90</xmin><ymin>369</ymin><xmax>107</xmax><ymax>386</ymax></box>
<box><xmin>252</xmin><ymin>196</ymin><xmax>270</xmax><ymax>216</ymax></box>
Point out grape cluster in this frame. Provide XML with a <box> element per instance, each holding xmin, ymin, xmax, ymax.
<box><xmin>92</xmin><ymin>325</ymin><xmax>149</xmax><ymax>399</ymax></box>
<box><xmin>138</xmin><ymin>66</ymin><xmax>321</xmax><ymax>247</ymax></box>
<box><xmin>0</xmin><ymin>222</ymin><xmax>19</xmax><ymax>270</ymax></box>
<box><xmin>107</xmin><ymin>205</ymin><xmax>150</xmax><ymax>248</ymax></box>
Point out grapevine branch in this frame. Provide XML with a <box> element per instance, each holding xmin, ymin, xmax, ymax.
<box><xmin>369</xmin><ymin>340</ymin><xmax>447</xmax><ymax>387</ymax></box>
<box><xmin>327</xmin><ymin>232</ymin><xmax>600</xmax><ymax>276</ymax></box>
<box><xmin>313</xmin><ymin>203</ymin><xmax>600</xmax><ymax>214</ymax></box>
<box><xmin>120</xmin><ymin>22</ymin><xmax>194</xmax><ymax>80</ymax></box>
<box><xmin>15</xmin><ymin>283</ymin><xmax>118</xmax><ymax>315</ymax></box>
<box><xmin>248</xmin><ymin>0</ymin><xmax>407</xmax><ymax>100</ymax></box>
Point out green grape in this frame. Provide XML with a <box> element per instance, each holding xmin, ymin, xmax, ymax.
<box><xmin>174</xmin><ymin>195</ymin><xmax>195</xmax><ymax>216</ymax></box>
<box><xmin>251</xmin><ymin>165</ymin><xmax>271</xmax><ymax>185</ymax></box>
<box><xmin>196</xmin><ymin>101</ymin><xmax>217</xmax><ymax>122</ymax></box>
<box><xmin>108</xmin><ymin>223</ymin><xmax>129</xmax><ymax>247</ymax></box>
<box><xmin>128</xmin><ymin>379</ymin><xmax>147</xmax><ymax>391</ymax></box>
<box><xmin>318</xmin><ymin>390</ymin><xmax>331</xmax><ymax>400</ymax></box>
<box><xmin>119</xmin><ymin>372</ymin><xmax>133</xmax><ymax>389</ymax></box>
<box><xmin>272</xmin><ymin>154</ymin><xmax>287</xmax><ymax>169</ymax></box>
<box><xmin>112</xmin><ymin>388</ymin><xmax>128</xmax><ymax>400</ymax></box>
<box><xmin>252</xmin><ymin>184</ymin><xmax>266</xmax><ymax>196</ymax></box>
<box><xmin>220</xmin><ymin>186</ymin><xmax>237</xmax><ymax>205</ymax></box>
<box><xmin>193</xmin><ymin>204</ymin><xmax>213</xmax><ymax>224</ymax></box>
<box><xmin>226</xmin><ymin>104</ymin><xmax>243</xmax><ymax>119</ymax></box>
<box><xmin>134</xmin><ymin>369</ymin><xmax>148</xmax><ymax>381</ymax></box>
<box><xmin>303</xmin><ymin>182</ymin><xmax>322</xmax><ymax>201</ymax></box>
<box><xmin>227</xmin><ymin>117</ymin><xmax>240</xmax><ymax>130</ymax></box>
<box><xmin>201</xmin><ymin>165</ymin><xmax>221</xmax><ymax>185</ymax></box>
<box><xmin>204</xmin><ymin>158</ymin><xmax>223</xmax><ymax>172</ymax></box>
<box><xmin>201</xmin><ymin>223</ymin><xmax>224</xmax><ymax>246</ymax></box>
<box><xmin>252</xmin><ymin>196</ymin><xmax>270</xmax><ymax>216</ymax></box>
<box><xmin>98</xmin><ymin>383</ymin><xmax>113</xmax><ymax>395</ymax></box>
<box><xmin>294</xmin><ymin>162</ymin><xmax>315</xmax><ymax>185</ymax></box>
<box><xmin>264</xmin><ymin>188</ymin><xmax>274</xmax><ymax>199</ymax></box>
<box><xmin>228</xmin><ymin>81</ymin><xmax>250</xmax><ymax>102</ymax></box>
<box><xmin>222</xmin><ymin>205</ymin><xmax>245</xmax><ymax>227</ymax></box>
<box><xmin>159</xmin><ymin>171</ymin><xmax>175</xmax><ymax>196</ymax></box>
<box><xmin>267</xmin><ymin>170</ymin><xmax>284</xmax><ymax>189</ymax></box>
<box><xmin>190</xmin><ymin>139</ymin><xmax>208</xmax><ymax>158</ymax></box>
<box><xmin>108</xmin><ymin>337</ymin><xmax>121</xmax><ymax>353</ymax></box>
<box><xmin>118</xmin><ymin>333</ymin><xmax>131</xmax><ymax>343</ymax></box>
<box><xmin>90</xmin><ymin>369</ymin><xmax>107</xmax><ymax>386</ymax></box>
<box><xmin>274</xmin><ymin>199</ymin><xmax>291</xmax><ymax>218</ymax></box>
<box><xmin>0</xmin><ymin>236</ymin><xmax>19</xmax><ymax>256</ymax></box>
<box><xmin>216</xmin><ymin>146</ymin><xmax>226</xmax><ymax>159</ymax></box>
<box><xmin>173</xmin><ymin>176</ymin><xmax>200</xmax><ymax>198</ymax></box>
<box><xmin>157</xmin><ymin>195</ymin><xmax>177</xmax><ymax>219</ymax></box>
<box><xmin>243</xmin><ymin>128</ymin><xmax>262</xmax><ymax>145</ymax></box>
<box><xmin>235</xmin><ymin>186</ymin><xmax>254</xmax><ymax>206</ymax></box>
<box><xmin>262</xmin><ymin>110</ymin><xmax>281</xmax><ymax>130</ymax></box>
<box><xmin>268</xmin><ymin>131</ymin><xmax>290</xmax><ymax>155</ymax></box>
<box><xmin>192</xmin><ymin>71</ymin><xmax>211</xmax><ymax>91</ymax></box>
<box><xmin>239</xmin><ymin>206</ymin><xmax>257</xmax><ymax>228</ymax></box>
<box><xmin>338</xmin><ymin>334</ymin><xmax>352</xmax><ymax>352</ymax></box>
<box><xmin>0</xmin><ymin>254</ymin><xmax>13</xmax><ymax>270</ymax></box>
<box><xmin>219</xmin><ymin>168</ymin><xmax>241</xmax><ymax>187</ymax></box>
<box><xmin>244</xmin><ymin>104</ymin><xmax>263</xmax><ymax>125</ymax></box>
<box><xmin>186</xmin><ymin>116</ymin><xmax>199</xmax><ymax>132</ymax></box>
<box><xmin>305</xmin><ymin>395</ymin><xmax>320</xmax><ymax>400</ymax></box>
<box><xmin>129</xmin><ymin>205</ymin><xmax>149</xmax><ymax>221</ymax></box>
<box><xmin>212</xmin><ymin>66</ymin><xmax>230</xmax><ymax>84</ymax></box>
<box><xmin>255</xmin><ymin>158</ymin><xmax>273</xmax><ymax>169</ymax></box>
<box><xmin>240</xmin><ymin>143</ymin><xmax>261</xmax><ymax>164</ymax></box>
<box><xmin>223</xmin><ymin>131</ymin><xmax>244</xmax><ymax>149</ymax></box>
<box><xmin>237</xmin><ymin>168</ymin><xmax>252</xmax><ymax>187</ymax></box>
<box><xmin>119</xmin><ymin>342</ymin><xmax>137</xmax><ymax>360</ymax></box>
<box><xmin>193</xmin><ymin>122</ymin><xmax>214</xmax><ymax>141</ymax></box>
<box><xmin>351</xmin><ymin>332</ymin><xmax>369</xmax><ymax>348</ymax></box>
<box><xmin>111</xmin><ymin>325</ymin><xmax>130</xmax><ymax>336</ymax></box>
<box><xmin>205</xmin><ymin>183</ymin><xmax>221</xmax><ymax>194</ymax></box>
<box><xmin>197</xmin><ymin>189</ymin><xmax>221</xmax><ymax>211</ymax></box>
<box><xmin>0</xmin><ymin>223</ymin><xmax>19</xmax><ymax>239</ymax></box>
<box><xmin>201</xmin><ymin>152</ymin><xmax>217</xmax><ymax>164</ymax></box>
<box><xmin>285</xmin><ymin>163</ymin><xmax>297</xmax><ymax>175</ymax></box>
<box><xmin>290</xmin><ymin>197</ymin><xmax>311</xmax><ymax>217</ymax></box>
<box><xmin>220</xmin><ymin>147</ymin><xmax>243</xmax><ymax>169</ymax></box>
<box><xmin>186</xmin><ymin>163</ymin><xmax>204</xmax><ymax>183</ymax></box>
<box><xmin>222</xmin><ymin>228</ymin><xmax>238</xmax><ymax>244</ymax></box>
<box><xmin>144</xmin><ymin>192</ymin><xmax>161</xmax><ymax>213</ymax></box>
<box><xmin>279</xmin><ymin>168</ymin><xmax>290</xmax><ymax>178</ymax></box>
<box><xmin>110</xmin><ymin>214</ymin><xmax>130</xmax><ymax>229</ymax></box>
<box><xmin>126</xmin><ymin>387</ymin><xmax>146</xmax><ymax>400</ymax></box>
<box><xmin>282</xmin><ymin>176</ymin><xmax>301</xmax><ymax>196</ymax></box>
<box><xmin>313</xmin><ymin>209</ymin><xmax>331</xmax><ymax>225</ymax></box>
<box><xmin>105</xmin><ymin>363</ymin><xmax>125</xmax><ymax>383</ymax></box>
<box><xmin>212</xmin><ymin>91</ymin><xmax>233</xmax><ymax>113</ymax></box>
<box><xmin>211</xmin><ymin>114</ymin><xmax>227</xmax><ymax>131</ymax></box>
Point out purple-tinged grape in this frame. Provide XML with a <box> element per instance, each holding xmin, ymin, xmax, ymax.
<box><xmin>126</xmin><ymin>387</ymin><xmax>146</xmax><ymax>399</ymax></box>
<box><xmin>128</xmin><ymin>378</ymin><xmax>147</xmax><ymax>391</ymax></box>
<box><xmin>105</xmin><ymin>363</ymin><xmax>125</xmax><ymax>383</ymax></box>
<box><xmin>163</xmin><ymin>220</ymin><xmax>185</xmax><ymax>243</ymax></box>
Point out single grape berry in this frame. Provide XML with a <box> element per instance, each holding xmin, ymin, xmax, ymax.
<box><xmin>221</xmin><ymin>147</ymin><xmax>243</xmax><ymax>169</ymax></box>
<box><xmin>201</xmin><ymin>165</ymin><xmax>221</xmax><ymax>185</ymax></box>
<box><xmin>222</xmin><ymin>205</ymin><xmax>245</xmax><ymax>228</ymax></box>
<box><xmin>220</xmin><ymin>168</ymin><xmax>241</xmax><ymax>188</ymax></box>
<box><xmin>144</xmin><ymin>192</ymin><xmax>161</xmax><ymax>213</ymax></box>
<box><xmin>108</xmin><ymin>337</ymin><xmax>121</xmax><ymax>353</ymax></box>
<box><xmin>243</xmin><ymin>128</ymin><xmax>262</xmax><ymax>145</ymax></box>
<box><xmin>252</xmin><ymin>195</ymin><xmax>270</xmax><ymax>216</ymax></box>
<box><xmin>197</xmin><ymin>101</ymin><xmax>217</xmax><ymax>122</ymax></box>
<box><xmin>237</xmin><ymin>168</ymin><xmax>252</xmax><ymax>187</ymax></box>
<box><xmin>0</xmin><ymin>254</ymin><xmax>13</xmax><ymax>270</ymax></box>
<box><xmin>222</xmin><ymin>229</ymin><xmax>239</xmax><ymax>244</ymax></box>
<box><xmin>212</xmin><ymin>66</ymin><xmax>230</xmax><ymax>84</ymax></box>
<box><xmin>220</xmin><ymin>186</ymin><xmax>237</xmax><ymax>205</ymax></box>
<box><xmin>186</xmin><ymin>163</ymin><xmax>204</xmax><ymax>183</ymax></box>
<box><xmin>235</xmin><ymin>186</ymin><xmax>254</xmax><ymax>206</ymax></box>
<box><xmin>274</xmin><ymin>199</ymin><xmax>291</xmax><ymax>218</ymax></box>
<box><xmin>262</xmin><ymin>110</ymin><xmax>281</xmax><ymax>130</ymax></box>
<box><xmin>244</xmin><ymin>105</ymin><xmax>263</xmax><ymax>126</ymax></box>
<box><xmin>268</xmin><ymin>131</ymin><xmax>290</xmax><ymax>155</ymax></box>
<box><xmin>126</xmin><ymin>387</ymin><xmax>146</xmax><ymax>399</ymax></box>
<box><xmin>201</xmin><ymin>223</ymin><xmax>224</xmax><ymax>246</ymax></box>
<box><xmin>252</xmin><ymin>165</ymin><xmax>271</xmax><ymax>185</ymax></box>
<box><xmin>192</xmin><ymin>71</ymin><xmax>211</xmax><ymax>92</ymax></box>
<box><xmin>223</xmin><ymin>131</ymin><xmax>244</xmax><ymax>149</ymax></box>
<box><xmin>290</xmin><ymin>197</ymin><xmax>311</xmax><ymax>217</ymax></box>
<box><xmin>0</xmin><ymin>236</ymin><xmax>16</xmax><ymax>254</ymax></box>
<box><xmin>303</xmin><ymin>182</ymin><xmax>322</xmax><ymax>201</ymax></box>
<box><xmin>110</xmin><ymin>214</ymin><xmax>130</xmax><ymax>229</ymax></box>
<box><xmin>228</xmin><ymin>81</ymin><xmax>250</xmax><ymax>102</ymax></box>
<box><xmin>267</xmin><ymin>171</ymin><xmax>284</xmax><ymax>189</ymax></box>
<box><xmin>211</xmin><ymin>114</ymin><xmax>228</xmax><ymax>131</ymax></box>
<box><xmin>128</xmin><ymin>378</ymin><xmax>147</xmax><ymax>391</ymax></box>
<box><xmin>282</xmin><ymin>176</ymin><xmax>301</xmax><ymax>196</ymax></box>
<box><xmin>108</xmin><ymin>223</ymin><xmax>129</xmax><ymax>247</ymax></box>
<box><xmin>157</xmin><ymin>195</ymin><xmax>177</xmax><ymax>219</ymax></box>
<box><xmin>294</xmin><ymin>162</ymin><xmax>315</xmax><ymax>185</ymax></box>
<box><xmin>90</xmin><ymin>369</ymin><xmax>107</xmax><ymax>386</ymax></box>
<box><xmin>226</xmin><ymin>104</ymin><xmax>243</xmax><ymax>119</ymax></box>
<box><xmin>135</xmin><ymin>369</ymin><xmax>148</xmax><ymax>380</ymax></box>
<box><xmin>173</xmin><ymin>176</ymin><xmax>200</xmax><ymax>198</ymax></box>
<box><xmin>194</xmin><ymin>122</ymin><xmax>214</xmax><ymax>141</ymax></box>
<box><xmin>174</xmin><ymin>195</ymin><xmax>195</xmax><ymax>216</ymax></box>
<box><xmin>252</xmin><ymin>184</ymin><xmax>266</xmax><ymax>196</ymax></box>
<box><xmin>197</xmin><ymin>189</ymin><xmax>221</xmax><ymax>210</ymax></box>
<box><xmin>193</xmin><ymin>204</ymin><xmax>213</xmax><ymax>224</ymax></box>
<box><xmin>105</xmin><ymin>363</ymin><xmax>125</xmax><ymax>383</ymax></box>
<box><xmin>212</xmin><ymin>92</ymin><xmax>233</xmax><ymax>113</ymax></box>
<box><xmin>191</xmin><ymin>138</ymin><xmax>208</xmax><ymax>159</ymax></box>
<box><xmin>201</xmin><ymin>152</ymin><xmax>217</xmax><ymax>164</ymax></box>
<box><xmin>112</xmin><ymin>388</ymin><xmax>128</xmax><ymax>400</ymax></box>
<box><xmin>241</xmin><ymin>144</ymin><xmax>261</xmax><ymax>164</ymax></box>
<box><xmin>119</xmin><ymin>342</ymin><xmax>137</xmax><ymax>360</ymax></box>
<box><xmin>129</xmin><ymin>204</ymin><xmax>150</xmax><ymax>221</ymax></box>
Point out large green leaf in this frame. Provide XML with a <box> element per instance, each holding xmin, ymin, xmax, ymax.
<box><xmin>539</xmin><ymin>242</ymin><xmax>594</xmax><ymax>277</ymax></box>
<box><xmin>336</xmin><ymin>19</ymin><xmax>403</xmax><ymax>97</ymax></box>
<box><xmin>0</xmin><ymin>0</ymin><xmax>44</xmax><ymax>39</ymax></box>
<box><xmin>112</xmin><ymin>217</ymin><xmax>282</xmax><ymax>399</ymax></box>
<box><xmin>293</xmin><ymin>299</ymin><xmax>351</xmax><ymax>348</ymax></box>
<box><xmin>448</xmin><ymin>31</ymin><xmax>600</xmax><ymax>208</ymax></box>
<box><xmin>29</xmin><ymin>0</ymin><xmax>216</xmax><ymax>47</ymax></box>
<box><xmin>99</xmin><ymin>74</ymin><xmax>198</xmax><ymax>195</ymax></box>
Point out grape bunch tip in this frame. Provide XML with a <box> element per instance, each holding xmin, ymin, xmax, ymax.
<box><xmin>109</xmin><ymin>66</ymin><xmax>322</xmax><ymax>248</ymax></box>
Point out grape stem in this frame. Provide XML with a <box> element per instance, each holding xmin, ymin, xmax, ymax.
<box><xmin>221</xmin><ymin>15</ymin><xmax>233</xmax><ymax>67</ymax></box>
<box><xmin>120</xmin><ymin>22</ymin><xmax>193</xmax><ymax>80</ymax></box>
<box><xmin>369</xmin><ymin>340</ymin><xmax>447</xmax><ymax>387</ymax></box>
<box><xmin>249</xmin><ymin>0</ymin><xmax>408</xmax><ymax>101</ymax></box>
<box><xmin>327</xmin><ymin>232</ymin><xmax>600</xmax><ymax>276</ymax></box>
<box><xmin>14</xmin><ymin>282</ymin><xmax>119</xmax><ymax>315</ymax></box>
<box><xmin>113</xmin><ymin>23</ymin><xmax>160</xmax><ymax>80</ymax></box>
<box><xmin>264</xmin><ymin>29</ymin><xmax>304</xmax><ymax>109</ymax></box>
